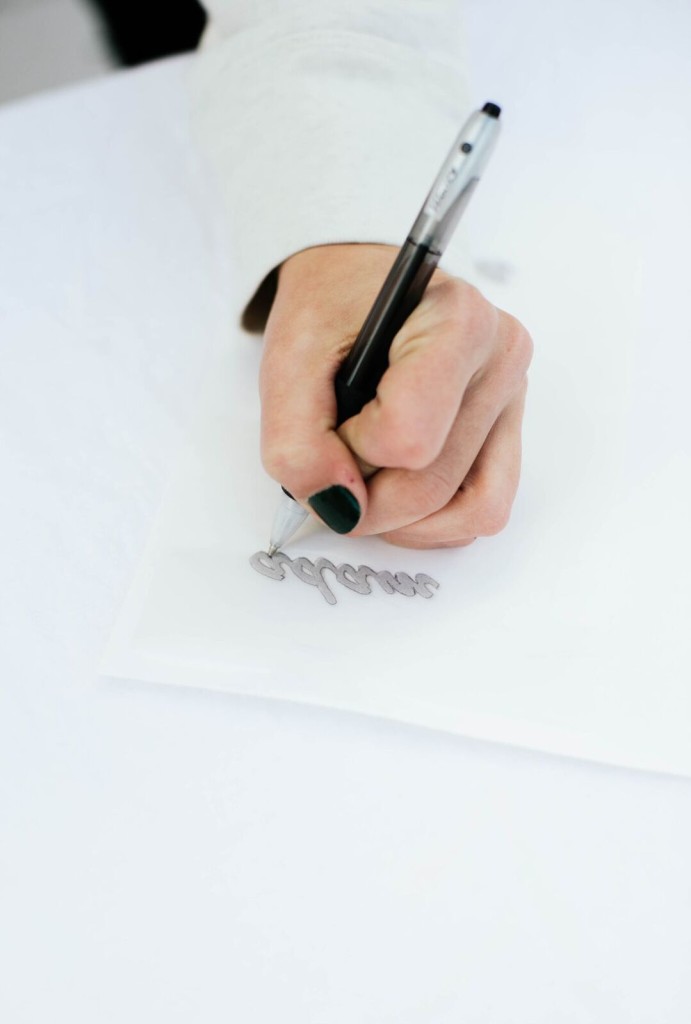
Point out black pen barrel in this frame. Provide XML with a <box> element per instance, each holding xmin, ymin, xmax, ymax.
<box><xmin>334</xmin><ymin>237</ymin><xmax>440</xmax><ymax>425</ymax></box>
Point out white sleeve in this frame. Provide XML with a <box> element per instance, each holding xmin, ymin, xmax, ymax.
<box><xmin>187</xmin><ymin>1</ymin><xmax>471</xmax><ymax>332</ymax></box>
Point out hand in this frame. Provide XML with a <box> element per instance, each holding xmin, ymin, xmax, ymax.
<box><xmin>260</xmin><ymin>243</ymin><xmax>533</xmax><ymax>549</ymax></box>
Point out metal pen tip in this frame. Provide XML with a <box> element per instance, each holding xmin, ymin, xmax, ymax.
<box><xmin>267</xmin><ymin>489</ymin><xmax>310</xmax><ymax>556</ymax></box>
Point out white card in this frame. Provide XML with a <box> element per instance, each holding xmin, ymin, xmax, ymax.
<box><xmin>101</xmin><ymin>207</ymin><xmax>691</xmax><ymax>777</ymax></box>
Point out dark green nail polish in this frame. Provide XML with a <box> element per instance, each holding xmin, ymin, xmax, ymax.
<box><xmin>308</xmin><ymin>485</ymin><xmax>361</xmax><ymax>534</ymax></box>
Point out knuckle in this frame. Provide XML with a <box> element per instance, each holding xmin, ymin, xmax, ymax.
<box><xmin>261</xmin><ymin>439</ymin><xmax>305</xmax><ymax>485</ymax></box>
<box><xmin>474</xmin><ymin>492</ymin><xmax>513</xmax><ymax>536</ymax></box>
<box><xmin>437</xmin><ymin>278</ymin><xmax>493</xmax><ymax>338</ymax></box>
<box><xmin>462</xmin><ymin>282</ymin><xmax>495</xmax><ymax>335</ymax></box>
<box><xmin>443</xmin><ymin>276</ymin><xmax>482</xmax><ymax>316</ymax></box>
<box><xmin>380</xmin><ymin>527</ymin><xmax>426</xmax><ymax>549</ymax></box>
<box><xmin>419</xmin><ymin>465</ymin><xmax>457</xmax><ymax>513</ymax></box>
<box><xmin>261</xmin><ymin>442</ymin><xmax>288</xmax><ymax>483</ymax></box>
<box><xmin>504</xmin><ymin>316</ymin><xmax>534</xmax><ymax>373</ymax></box>
<box><xmin>376</xmin><ymin>407</ymin><xmax>441</xmax><ymax>469</ymax></box>
<box><xmin>394</xmin><ymin>434</ymin><xmax>440</xmax><ymax>471</ymax></box>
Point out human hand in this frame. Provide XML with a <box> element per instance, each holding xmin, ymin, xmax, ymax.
<box><xmin>260</xmin><ymin>243</ymin><xmax>533</xmax><ymax>549</ymax></box>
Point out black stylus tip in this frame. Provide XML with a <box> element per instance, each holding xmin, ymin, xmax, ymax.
<box><xmin>482</xmin><ymin>102</ymin><xmax>501</xmax><ymax>118</ymax></box>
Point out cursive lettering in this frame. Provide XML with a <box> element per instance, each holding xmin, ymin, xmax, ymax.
<box><xmin>250</xmin><ymin>551</ymin><xmax>439</xmax><ymax>606</ymax></box>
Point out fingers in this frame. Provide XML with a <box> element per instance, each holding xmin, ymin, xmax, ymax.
<box><xmin>341</xmin><ymin>279</ymin><xmax>495</xmax><ymax>470</ymax></box>
<box><xmin>377</xmin><ymin>382</ymin><xmax>528</xmax><ymax>549</ymax></box>
<box><xmin>343</xmin><ymin>308</ymin><xmax>532</xmax><ymax>538</ymax></box>
<box><xmin>259</xmin><ymin>244</ymin><xmax>533</xmax><ymax>545</ymax></box>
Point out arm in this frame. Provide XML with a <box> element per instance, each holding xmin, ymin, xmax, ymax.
<box><xmin>188</xmin><ymin>0</ymin><xmax>471</xmax><ymax>331</ymax></box>
<box><xmin>189</xmin><ymin>2</ymin><xmax>532</xmax><ymax>548</ymax></box>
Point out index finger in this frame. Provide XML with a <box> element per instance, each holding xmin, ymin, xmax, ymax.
<box><xmin>340</xmin><ymin>279</ymin><xmax>496</xmax><ymax>471</ymax></box>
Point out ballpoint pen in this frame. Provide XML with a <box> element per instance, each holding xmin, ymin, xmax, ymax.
<box><xmin>267</xmin><ymin>101</ymin><xmax>502</xmax><ymax>555</ymax></box>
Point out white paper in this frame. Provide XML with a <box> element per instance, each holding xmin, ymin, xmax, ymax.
<box><xmin>101</xmin><ymin>219</ymin><xmax>691</xmax><ymax>776</ymax></box>
<box><xmin>100</xmin><ymin>12</ymin><xmax>691</xmax><ymax>776</ymax></box>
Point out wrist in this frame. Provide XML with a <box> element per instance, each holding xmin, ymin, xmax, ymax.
<box><xmin>279</xmin><ymin>240</ymin><xmax>395</xmax><ymax>276</ymax></box>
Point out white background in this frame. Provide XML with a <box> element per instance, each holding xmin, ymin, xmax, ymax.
<box><xmin>2</xmin><ymin>0</ymin><xmax>691</xmax><ymax>1020</ymax></box>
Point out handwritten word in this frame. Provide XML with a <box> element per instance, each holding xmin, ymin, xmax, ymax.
<box><xmin>250</xmin><ymin>551</ymin><xmax>440</xmax><ymax>606</ymax></box>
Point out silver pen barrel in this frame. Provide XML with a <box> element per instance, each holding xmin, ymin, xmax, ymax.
<box><xmin>409</xmin><ymin>102</ymin><xmax>501</xmax><ymax>253</ymax></box>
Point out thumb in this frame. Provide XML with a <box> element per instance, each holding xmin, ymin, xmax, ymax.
<box><xmin>259</xmin><ymin>325</ymin><xmax>367</xmax><ymax>536</ymax></box>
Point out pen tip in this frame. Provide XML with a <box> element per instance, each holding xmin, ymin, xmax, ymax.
<box><xmin>482</xmin><ymin>101</ymin><xmax>501</xmax><ymax>119</ymax></box>
<box><xmin>268</xmin><ymin>544</ymin><xmax>277</xmax><ymax>557</ymax></box>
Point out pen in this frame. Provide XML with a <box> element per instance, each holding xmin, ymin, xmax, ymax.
<box><xmin>267</xmin><ymin>100</ymin><xmax>502</xmax><ymax>555</ymax></box>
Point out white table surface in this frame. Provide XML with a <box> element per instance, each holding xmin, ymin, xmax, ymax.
<box><xmin>2</xmin><ymin>1</ymin><xmax>691</xmax><ymax>1020</ymax></box>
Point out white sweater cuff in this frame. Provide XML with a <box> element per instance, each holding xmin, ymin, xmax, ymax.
<box><xmin>188</xmin><ymin>25</ymin><xmax>470</xmax><ymax>332</ymax></box>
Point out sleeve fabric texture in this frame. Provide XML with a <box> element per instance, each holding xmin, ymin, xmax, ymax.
<box><xmin>188</xmin><ymin>1</ymin><xmax>471</xmax><ymax>333</ymax></box>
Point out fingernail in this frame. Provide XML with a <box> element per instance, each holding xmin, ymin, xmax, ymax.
<box><xmin>307</xmin><ymin>485</ymin><xmax>361</xmax><ymax>534</ymax></box>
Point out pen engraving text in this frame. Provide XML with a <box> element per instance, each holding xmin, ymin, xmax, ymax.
<box><xmin>250</xmin><ymin>551</ymin><xmax>440</xmax><ymax>606</ymax></box>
